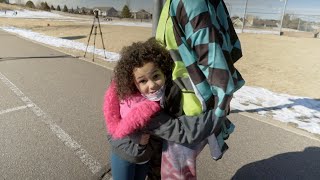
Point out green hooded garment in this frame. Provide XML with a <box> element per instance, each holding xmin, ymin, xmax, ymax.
<box><xmin>156</xmin><ymin>0</ymin><xmax>245</xmax><ymax>151</ymax></box>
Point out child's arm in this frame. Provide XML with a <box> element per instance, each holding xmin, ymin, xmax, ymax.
<box><xmin>127</xmin><ymin>133</ymin><xmax>150</xmax><ymax>145</ymax></box>
<box><xmin>145</xmin><ymin>81</ymin><xmax>226</xmax><ymax>145</ymax></box>
<box><xmin>139</xmin><ymin>134</ymin><xmax>150</xmax><ymax>145</ymax></box>
<box><xmin>146</xmin><ymin>110</ymin><xmax>230</xmax><ymax>145</ymax></box>
<box><xmin>107</xmin><ymin>134</ymin><xmax>152</xmax><ymax>163</ymax></box>
<box><xmin>103</xmin><ymin>80</ymin><xmax>225</xmax><ymax>144</ymax></box>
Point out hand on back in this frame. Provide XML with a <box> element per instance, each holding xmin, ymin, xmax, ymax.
<box><xmin>139</xmin><ymin>133</ymin><xmax>150</xmax><ymax>145</ymax></box>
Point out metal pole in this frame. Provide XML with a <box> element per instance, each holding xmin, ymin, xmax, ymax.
<box><xmin>84</xmin><ymin>17</ymin><xmax>96</xmax><ymax>58</ymax></box>
<box><xmin>279</xmin><ymin>0</ymin><xmax>288</xmax><ymax>35</ymax></box>
<box><xmin>97</xmin><ymin>16</ymin><xmax>107</xmax><ymax>60</ymax></box>
<box><xmin>92</xmin><ymin>26</ymin><xmax>97</xmax><ymax>62</ymax></box>
<box><xmin>152</xmin><ymin>0</ymin><xmax>164</xmax><ymax>36</ymax></box>
<box><xmin>242</xmin><ymin>0</ymin><xmax>248</xmax><ymax>33</ymax></box>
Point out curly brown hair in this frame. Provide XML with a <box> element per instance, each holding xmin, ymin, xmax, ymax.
<box><xmin>114</xmin><ymin>37</ymin><xmax>174</xmax><ymax>100</ymax></box>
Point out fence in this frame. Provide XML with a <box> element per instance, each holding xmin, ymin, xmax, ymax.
<box><xmin>224</xmin><ymin>0</ymin><xmax>320</xmax><ymax>36</ymax></box>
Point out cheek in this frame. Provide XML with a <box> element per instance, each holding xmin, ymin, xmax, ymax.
<box><xmin>158</xmin><ymin>76</ymin><xmax>166</xmax><ymax>86</ymax></box>
<box><xmin>135</xmin><ymin>83</ymin><xmax>147</xmax><ymax>93</ymax></box>
<box><xmin>141</xmin><ymin>85</ymin><xmax>149</xmax><ymax>92</ymax></box>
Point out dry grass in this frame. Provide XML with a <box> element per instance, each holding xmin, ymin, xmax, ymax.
<box><xmin>237</xmin><ymin>33</ymin><xmax>320</xmax><ymax>98</ymax></box>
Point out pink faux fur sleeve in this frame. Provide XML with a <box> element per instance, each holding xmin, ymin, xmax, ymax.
<box><xmin>103</xmin><ymin>80</ymin><xmax>161</xmax><ymax>139</ymax></box>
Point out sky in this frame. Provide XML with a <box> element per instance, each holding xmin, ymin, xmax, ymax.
<box><xmin>9</xmin><ymin>0</ymin><xmax>320</xmax><ymax>15</ymax></box>
<box><xmin>224</xmin><ymin>0</ymin><xmax>320</xmax><ymax>21</ymax></box>
<box><xmin>0</xmin><ymin>10</ymin><xmax>319</xmax><ymax>136</ymax></box>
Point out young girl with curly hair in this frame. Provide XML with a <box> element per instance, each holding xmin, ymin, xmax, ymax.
<box><xmin>103</xmin><ymin>38</ymin><xmax>224</xmax><ymax>180</ymax></box>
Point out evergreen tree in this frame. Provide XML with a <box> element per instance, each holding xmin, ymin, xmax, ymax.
<box><xmin>40</xmin><ymin>2</ymin><xmax>50</xmax><ymax>11</ymax></box>
<box><xmin>74</xmin><ymin>6</ymin><xmax>79</xmax><ymax>14</ymax></box>
<box><xmin>50</xmin><ymin>5</ymin><xmax>55</xmax><ymax>10</ymax></box>
<box><xmin>56</xmin><ymin>5</ymin><xmax>61</xmax><ymax>11</ymax></box>
<box><xmin>121</xmin><ymin>5</ymin><xmax>131</xmax><ymax>18</ymax></box>
<box><xmin>25</xmin><ymin>1</ymin><xmax>35</xmax><ymax>8</ymax></box>
<box><xmin>45</xmin><ymin>2</ymin><xmax>50</xmax><ymax>10</ymax></box>
<box><xmin>62</xmin><ymin>5</ymin><xmax>68</xmax><ymax>12</ymax></box>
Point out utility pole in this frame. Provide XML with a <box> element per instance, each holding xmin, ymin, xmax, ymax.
<box><xmin>241</xmin><ymin>0</ymin><xmax>248</xmax><ymax>33</ymax></box>
<box><xmin>152</xmin><ymin>0</ymin><xmax>164</xmax><ymax>36</ymax></box>
<box><xmin>279</xmin><ymin>0</ymin><xmax>288</xmax><ymax>35</ymax></box>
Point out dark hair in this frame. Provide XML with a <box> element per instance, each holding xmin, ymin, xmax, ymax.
<box><xmin>114</xmin><ymin>38</ymin><xmax>173</xmax><ymax>100</ymax></box>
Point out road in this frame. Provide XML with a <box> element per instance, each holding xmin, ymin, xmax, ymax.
<box><xmin>1</xmin><ymin>30</ymin><xmax>320</xmax><ymax>180</ymax></box>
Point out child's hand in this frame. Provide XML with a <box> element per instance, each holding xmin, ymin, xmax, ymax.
<box><xmin>139</xmin><ymin>133</ymin><xmax>150</xmax><ymax>145</ymax></box>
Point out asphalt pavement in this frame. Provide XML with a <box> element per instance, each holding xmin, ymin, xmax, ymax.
<box><xmin>1</xmin><ymin>29</ymin><xmax>319</xmax><ymax>180</ymax></box>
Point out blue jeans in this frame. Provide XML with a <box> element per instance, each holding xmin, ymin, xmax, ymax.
<box><xmin>111</xmin><ymin>153</ymin><xmax>149</xmax><ymax>180</ymax></box>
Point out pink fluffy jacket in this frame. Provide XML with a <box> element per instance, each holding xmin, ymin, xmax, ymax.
<box><xmin>103</xmin><ymin>81</ymin><xmax>161</xmax><ymax>139</ymax></box>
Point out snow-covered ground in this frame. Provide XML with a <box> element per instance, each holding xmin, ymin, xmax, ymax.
<box><xmin>1</xmin><ymin>9</ymin><xmax>319</xmax><ymax>135</ymax></box>
<box><xmin>0</xmin><ymin>26</ymin><xmax>120</xmax><ymax>61</ymax></box>
<box><xmin>0</xmin><ymin>9</ymin><xmax>81</xmax><ymax>20</ymax></box>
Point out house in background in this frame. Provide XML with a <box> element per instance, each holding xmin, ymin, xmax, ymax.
<box><xmin>132</xmin><ymin>9</ymin><xmax>152</xmax><ymax>20</ymax></box>
<box><xmin>78</xmin><ymin>7</ymin><xmax>92</xmax><ymax>15</ymax></box>
<box><xmin>245</xmin><ymin>15</ymin><xmax>255</xmax><ymax>26</ymax></box>
<box><xmin>231</xmin><ymin>17</ymin><xmax>243</xmax><ymax>27</ymax></box>
<box><xmin>231</xmin><ymin>16</ymin><xmax>255</xmax><ymax>28</ymax></box>
<box><xmin>93</xmin><ymin>7</ymin><xmax>118</xmax><ymax>17</ymax></box>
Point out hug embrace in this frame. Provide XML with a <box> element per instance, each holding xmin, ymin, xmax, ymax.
<box><xmin>103</xmin><ymin>0</ymin><xmax>244</xmax><ymax>179</ymax></box>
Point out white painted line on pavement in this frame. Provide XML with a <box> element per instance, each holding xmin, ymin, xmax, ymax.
<box><xmin>0</xmin><ymin>105</ymin><xmax>31</xmax><ymax>115</ymax></box>
<box><xmin>0</xmin><ymin>72</ymin><xmax>103</xmax><ymax>175</ymax></box>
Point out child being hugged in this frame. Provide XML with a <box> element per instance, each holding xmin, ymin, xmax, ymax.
<box><xmin>103</xmin><ymin>38</ymin><xmax>224</xmax><ymax>180</ymax></box>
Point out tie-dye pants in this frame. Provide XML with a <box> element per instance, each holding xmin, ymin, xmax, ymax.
<box><xmin>161</xmin><ymin>140</ymin><xmax>207</xmax><ymax>180</ymax></box>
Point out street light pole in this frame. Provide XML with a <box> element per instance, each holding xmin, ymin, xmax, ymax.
<box><xmin>279</xmin><ymin>0</ymin><xmax>288</xmax><ymax>35</ymax></box>
<box><xmin>241</xmin><ymin>0</ymin><xmax>248</xmax><ymax>33</ymax></box>
<box><xmin>152</xmin><ymin>0</ymin><xmax>164</xmax><ymax>36</ymax></box>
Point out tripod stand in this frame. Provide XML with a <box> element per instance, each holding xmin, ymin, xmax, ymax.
<box><xmin>84</xmin><ymin>10</ymin><xmax>107</xmax><ymax>62</ymax></box>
